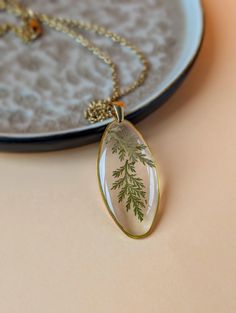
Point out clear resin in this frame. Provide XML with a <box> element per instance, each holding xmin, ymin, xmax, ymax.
<box><xmin>98</xmin><ymin>120</ymin><xmax>160</xmax><ymax>238</ymax></box>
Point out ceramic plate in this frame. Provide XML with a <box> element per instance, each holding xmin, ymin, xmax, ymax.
<box><xmin>0</xmin><ymin>0</ymin><xmax>204</xmax><ymax>151</ymax></box>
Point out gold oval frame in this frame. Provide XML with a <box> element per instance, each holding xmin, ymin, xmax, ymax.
<box><xmin>97</xmin><ymin>119</ymin><xmax>161</xmax><ymax>239</ymax></box>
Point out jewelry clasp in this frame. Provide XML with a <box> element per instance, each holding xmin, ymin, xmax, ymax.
<box><xmin>21</xmin><ymin>9</ymin><xmax>43</xmax><ymax>42</ymax></box>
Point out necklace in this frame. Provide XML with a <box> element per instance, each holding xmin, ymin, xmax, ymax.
<box><xmin>1</xmin><ymin>0</ymin><xmax>160</xmax><ymax>238</ymax></box>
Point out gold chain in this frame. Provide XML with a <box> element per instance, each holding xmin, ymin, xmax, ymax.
<box><xmin>0</xmin><ymin>0</ymin><xmax>149</xmax><ymax>123</ymax></box>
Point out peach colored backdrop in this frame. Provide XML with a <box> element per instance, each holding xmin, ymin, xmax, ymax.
<box><xmin>0</xmin><ymin>0</ymin><xmax>236</xmax><ymax>312</ymax></box>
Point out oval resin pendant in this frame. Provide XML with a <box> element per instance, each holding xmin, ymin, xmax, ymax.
<box><xmin>97</xmin><ymin>120</ymin><xmax>160</xmax><ymax>238</ymax></box>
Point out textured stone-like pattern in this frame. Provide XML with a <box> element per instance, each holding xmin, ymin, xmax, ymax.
<box><xmin>0</xmin><ymin>0</ymin><xmax>184</xmax><ymax>133</ymax></box>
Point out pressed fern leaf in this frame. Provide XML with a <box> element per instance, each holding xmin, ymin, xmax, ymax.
<box><xmin>108</xmin><ymin>125</ymin><xmax>155</xmax><ymax>222</ymax></box>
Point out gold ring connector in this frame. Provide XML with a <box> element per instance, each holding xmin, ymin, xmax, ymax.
<box><xmin>113</xmin><ymin>101</ymin><xmax>125</xmax><ymax>123</ymax></box>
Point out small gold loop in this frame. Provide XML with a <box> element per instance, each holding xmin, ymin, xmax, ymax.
<box><xmin>24</xmin><ymin>15</ymin><xmax>43</xmax><ymax>41</ymax></box>
<box><xmin>113</xmin><ymin>101</ymin><xmax>125</xmax><ymax>123</ymax></box>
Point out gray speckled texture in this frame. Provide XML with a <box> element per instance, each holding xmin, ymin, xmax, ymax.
<box><xmin>0</xmin><ymin>0</ymin><xmax>184</xmax><ymax>133</ymax></box>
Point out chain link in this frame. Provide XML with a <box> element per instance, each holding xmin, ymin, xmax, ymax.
<box><xmin>0</xmin><ymin>0</ymin><xmax>149</xmax><ymax>123</ymax></box>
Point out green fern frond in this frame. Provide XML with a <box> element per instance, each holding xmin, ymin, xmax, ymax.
<box><xmin>108</xmin><ymin>125</ymin><xmax>155</xmax><ymax>222</ymax></box>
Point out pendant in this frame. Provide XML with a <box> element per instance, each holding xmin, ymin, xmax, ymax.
<box><xmin>97</xmin><ymin>102</ymin><xmax>160</xmax><ymax>238</ymax></box>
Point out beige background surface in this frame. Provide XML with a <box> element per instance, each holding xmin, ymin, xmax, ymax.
<box><xmin>0</xmin><ymin>0</ymin><xmax>236</xmax><ymax>312</ymax></box>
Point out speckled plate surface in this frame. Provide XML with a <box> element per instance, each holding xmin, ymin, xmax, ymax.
<box><xmin>0</xmin><ymin>0</ymin><xmax>204</xmax><ymax>152</ymax></box>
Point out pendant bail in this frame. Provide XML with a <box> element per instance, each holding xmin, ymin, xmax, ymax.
<box><xmin>113</xmin><ymin>101</ymin><xmax>125</xmax><ymax>123</ymax></box>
